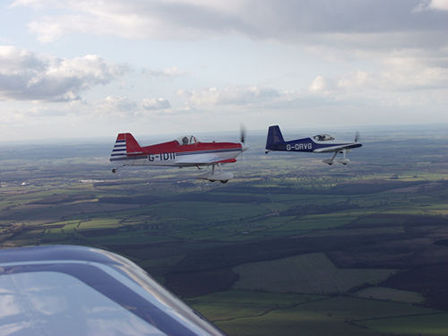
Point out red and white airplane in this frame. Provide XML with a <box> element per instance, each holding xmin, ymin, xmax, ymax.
<box><xmin>110</xmin><ymin>131</ymin><xmax>247</xmax><ymax>183</ymax></box>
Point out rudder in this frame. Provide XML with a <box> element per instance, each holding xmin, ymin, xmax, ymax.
<box><xmin>123</xmin><ymin>133</ymin><xmax>143</xmax><ymax>154</ymax></box>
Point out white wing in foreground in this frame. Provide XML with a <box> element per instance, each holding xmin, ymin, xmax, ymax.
<box><xmin>0</xmin><ymin>245</ymin><xmax>224</xmax><ymax>336</ymax></box>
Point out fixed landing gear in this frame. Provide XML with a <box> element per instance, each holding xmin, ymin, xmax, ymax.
<box><xmin>209</xmin><ymin>179</ymin><xmax>229</xmax><ymax>184</ymax></box>
<box><xmin>197</xmin><ymin>164</ymin><xmax>234</xmax><ymax>183</ymax></box>
<box><xmin>338</xmin><ymin>149</ymin><xmax>350</xmax><ymax>165</ymax></box>
<box><xmin>323</xmin><ymin>149</ymin><xmax>350</xmax><ymax>165</ymax></box>
<box><xmin>323</xmin><ymin>151</ymin><xmax>338</xmax><ymax>165</ymax></box>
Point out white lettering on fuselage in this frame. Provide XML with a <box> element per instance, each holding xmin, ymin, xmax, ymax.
<box><xmin>148</xmin><ymin>153</ymin><xmax>176</xmax><ymax>162</ymax></box>
<box><xmin>286</xmin><ymin>143</ymin><xmax>312</xmax><ymax>151</ymax></box>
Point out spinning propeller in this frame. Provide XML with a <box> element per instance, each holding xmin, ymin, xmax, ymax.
<box><xmin>240</xmin><ymin>125</ymin><xmax>246</xmax><ymax>144</ymax></box>
<box><xmin>240</xmin><ymin>125</ymin><xmax>249</xmax><ymax>152</ymax></box>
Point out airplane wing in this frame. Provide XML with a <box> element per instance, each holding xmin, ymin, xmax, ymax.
<box><xmin>313</xmin><ymin>143</ymin><xmax>360</xmax><ymax>153</ymax></box>
<box><xmin>175</xmin><ymin>152</ymin><xmax>239</xmax><ymax>166</ymax></box>
<box><xmin>0</xmin><ymin>245</ymin><xmax>224</xmax><ymax>336</ymax></box>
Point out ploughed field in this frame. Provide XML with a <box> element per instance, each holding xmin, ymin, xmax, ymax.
<box><xmin>1</xmin><ymin>128</ymin><xmax>448</xmax><ymax>335</ymax></box>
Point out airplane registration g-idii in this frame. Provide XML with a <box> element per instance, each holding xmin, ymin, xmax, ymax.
<box><xmin>110</xmin><ymin>130</ymin><xmax>247</xmax><ymax>183</ymax></box>
<box><xmin>0</xmin><ymin>245</ymin><xmax>224</xmax><ymax>336</ymax></box>
<box><xmin>265</xmin><ymin>125</ymin><xmax>362</xmax><ymax>165</ymax></box>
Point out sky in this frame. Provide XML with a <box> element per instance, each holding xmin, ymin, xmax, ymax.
<box><xmin>1</xmin><ymin>0</ymin><xmax>448</xmax><ymax>142</ymax></box>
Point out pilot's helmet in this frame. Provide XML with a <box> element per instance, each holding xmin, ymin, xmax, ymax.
<box><xmin>182</xmin><ymin>136</ymin><xmax>189</xmax><ymax>145</ymax></box>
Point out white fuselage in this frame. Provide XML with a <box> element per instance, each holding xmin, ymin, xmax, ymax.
<box><xmin>115</xmin><ymin>149</ymin><xmax>242</xmax><ymax>167</ymax></box>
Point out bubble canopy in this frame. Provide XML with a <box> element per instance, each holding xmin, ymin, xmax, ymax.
<box><xmin>313</xmin><ymin>134</ymin><xmax>335</xmax><ymax>141</ymax></box>
<box><xmin>176</xmin><ymin>135</ymin><xmax>198</xmax><ymax>145</ymax></box>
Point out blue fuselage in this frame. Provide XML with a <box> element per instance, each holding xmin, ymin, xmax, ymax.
<box><xmin>267</xmin><ymin>137</ymin><xmax>362</xmax><ymax>153</ymax></box>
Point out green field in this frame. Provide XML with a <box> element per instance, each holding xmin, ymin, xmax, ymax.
<box><xmin>356</xmin><ymin>313</ymin><xmax>448</xmax><ymax>336</ymax></box>
<box><xmin>355</xmin><ymin>287</ymin><xmax>424</xmax><ymax>304</ymax></box>
<box><xmin>189</xmin><ymin>292</ymin><xmax>442</xmax><ymax>336</ymax></box>
<box><xmin>233</xmin><ymin>253</ymin><xmax>396</xmax><ymax>294</ymax></box>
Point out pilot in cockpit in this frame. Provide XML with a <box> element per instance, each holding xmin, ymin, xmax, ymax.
<box><xmin>178</xmin><ymin>136</ymin><xmax>198</xmax><ymax>145</ymax></box>
<box><xmin>313</xmin><ymin>134</ymin><xmax>335</xmax><ymax>142</ymax></box>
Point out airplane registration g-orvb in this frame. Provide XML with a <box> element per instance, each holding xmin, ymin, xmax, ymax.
<box><xmin>110</xmin><ymin>131</ymin><xmax>248</xmax><ymax>183</ymax></box>
<box><xmin>0</xmin><ymin>245</ymin><xmax>224</xmax><ymax>336</ymax></box>
<box><xmin>265</xmin><ymin>125</ymin><xmax>362</xmax><ymax>165</ymax></box>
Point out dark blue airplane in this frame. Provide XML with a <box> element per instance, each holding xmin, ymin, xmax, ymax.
<box><xmin>265</xmin><ymin>125</ymin><xmax>362</xmax><ymax>165</ymax></box>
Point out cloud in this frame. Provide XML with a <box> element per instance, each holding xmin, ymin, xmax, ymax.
<box><xmin>11</xmin><ymin>1</ymin><xmax>448</xmax><ymax>87</ymax></box>
<box><xmin>335</xmin><ymin>56</ymin><xmax>448</xmax><ymax>91</ymax></box>
<box><xmin>179</xmin><ymin>86</ymin><xmax>280</xmax><ymax>106</ymax></box>
<box><xmin>12</xmin><ymin>0</ymin><xmax>250</xmax><ymax>42</ymax></box>
<box><xmin>414</xmin><ymin>0</ymin><xmax>448</xmax><ymax>12</ymax></box>
<box><xmin>174</xmin><ymin>85</ymin><xmax>348</xmax><ymax>114</ymax></box>
<box><xmin>12</xmin><ymin>0</ymin><xmax>448</xmax><ymax>44</ymax></box>
<box><xmin>309</xmin><ymin>75</ymin><xmax>330</xmax><ymax>93</ymax></box>
<box><xmin>288</xmin><ymin>55</ymin><xmax>448</xmax><ymax>113</ymax></box>
<box><xmin>12</xmin><ymin>0</ymin><xmax>448</xmax><ymax>92</ymax></box>
<box><xmin>5</xmin><ymin>0</ymin><xmax>448</xmax><ymax>134</ymax></box>
<box><xmin>142</xmin><ymin>66</ymin><xmax>186</xmax><ymax>78</ymax></box>
<box><xmin>430</xmin><ymin>0</ymin><xmax>448</xmax><ymax>10</ymax></box>
<box><xmin>100</xmin><ymin>96</ymin><xmax>137</xmax><ymax>113</ymax></box>
<box><xmin>0</xmin><ymin>46</ymin><xmax>126</xmax><ymax>102</ymax></box>
<box><xmin>336</xmin><ymin>71</ymin><xmax>372</xmax><ymax>90</ymax></box>
<box><xmin>141</xmin><ymin>97</ymin><xmax>171</xmax><ymax>110</ymax></box>
<box><xmin>93</xmin><ymin>96</ymin><xmax>172</xmax><ymax>117</ymax></box>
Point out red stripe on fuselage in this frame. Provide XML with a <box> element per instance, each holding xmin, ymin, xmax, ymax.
<box><xmin>132</xmin><ymin>141</ymin><xmax>242</xmax><ymax>155</ymax></box>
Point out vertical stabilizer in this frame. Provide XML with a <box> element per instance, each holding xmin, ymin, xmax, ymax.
<box><xmin>266</xmin><ymin>125</ymin><xmax>285</xmax><ymax>150</ymax></box>
<box><xmin>110</xmin><ymin>133</ymin><xmax>143</xmax><ymax>161</ymax></box>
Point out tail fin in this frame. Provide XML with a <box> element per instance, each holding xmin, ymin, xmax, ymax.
<box><xmin>110</xmin><ymin>133</ymin><xmax>143</xmax><ymax>161</ymax></box>
<box><xmin>266</xmin><ymin>125</ymin><xmax>285</xmax><ymax>150</ymax></box>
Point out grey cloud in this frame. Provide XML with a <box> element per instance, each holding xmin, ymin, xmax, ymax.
<box><xmin>0</xmin><ymin>46</ymin><xmax>126</xmax><ymax>102</ymax></box>
<box><xmin>143</xmin><ymin>2</ymin><xmax>253</xmax><ymax>36</ymax></box>
<box><xmin>16</xmin><ymin>0</ymin><xmax>448</xmax><ymax>41</ymax></box>
<box><xmin>243</xmin><ymin>0</ymin><xmax>448</xmax><ymax>36</ymax></box>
